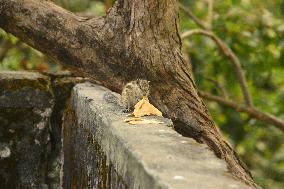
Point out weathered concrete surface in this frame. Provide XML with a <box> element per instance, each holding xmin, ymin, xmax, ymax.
<box><xmin>0</xmin><ymin>70</ymin><xmax>88</xmax><ymax>189</ymax></box>
<box><xmin>0</xmin><ymin>71</ymin><xmax>54</xmax><ymax>189</ymax></box>
<box><xmin>0</xmin><ymin>71</ymin><xmax>53</xmax><ymax>108</ymax></box>
<box><xmin>63</xmin><ymin>83</ymin><xmax>252</xmax><ymax>189</ymax></box>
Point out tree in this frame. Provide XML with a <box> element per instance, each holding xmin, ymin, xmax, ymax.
<box><xmin>0</xmin><ymin>0</ymin><xmax>260</xmax><ymax>188</ymax></box>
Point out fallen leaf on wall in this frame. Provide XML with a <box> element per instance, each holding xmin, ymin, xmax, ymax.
<box><xmin>124</xmin><ymin>117</ymin><xmax>163</xmax><ymax>125</ymax></box>
<box><xmin>133</xmin><ymin>97</ymin><xmax>162</xmax><ymax>117</ymax></box>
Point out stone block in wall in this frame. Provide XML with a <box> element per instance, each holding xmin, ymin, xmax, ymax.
<box><xmin>0</xmin><ymin>71</ymin><xmax>54</xmax><ymax>189</ymax></box>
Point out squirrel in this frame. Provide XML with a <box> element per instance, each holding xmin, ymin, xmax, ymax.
<box><xmin>121</xmin><ymin>79</ymin><xmax>150</xmax><ymax>112</ymax></box>
<box><xmin>103</xmin><ymin>79</ymin><xmax>150</xmax><ymax>112</ymax></box>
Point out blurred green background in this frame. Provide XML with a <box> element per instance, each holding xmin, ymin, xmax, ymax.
<box><xmin>0</xmin><ymin>0</ymin><xmax>283</xmax><ymax>188</ymax></box>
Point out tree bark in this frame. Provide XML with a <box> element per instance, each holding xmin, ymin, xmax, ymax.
<box><xmin>0</xmin><ymin>0</ymin><xmax>260</xmax><ymax>188</ymax></box>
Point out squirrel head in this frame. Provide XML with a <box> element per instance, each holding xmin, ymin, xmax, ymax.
<box><xmin>136</xmin><ymin>79</ymin><xmax>150</xmax><ymax>97</ymax></box>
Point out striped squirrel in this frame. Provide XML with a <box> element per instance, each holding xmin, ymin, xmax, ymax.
<box><xmin>103</xmin><ymin>79</ymin><xmax>150</xmax><ymax>112</ymax></box>
<box><xmin>121</xmin><ymin>79</ymin><xmax>150</xmax><ymax>112</ymax></box>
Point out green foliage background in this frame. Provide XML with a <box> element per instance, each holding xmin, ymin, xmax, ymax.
<box><xmin>180</xmin><ymin>1</ymin><xmax>284</xmax><ymax>188</ymax></box>
<box><xmin>0</xmin><ymin>0</ymin><xmax>283</xmax><ymax>188</ymax></box>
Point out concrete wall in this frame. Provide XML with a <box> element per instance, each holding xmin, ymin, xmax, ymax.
<box><xmin>63</xmin><ymin>83</ymin><xmax>252</xmax><ymax>189</ymax></box>
<box><xmin>0</xmin><ymin>71</ymin><xmax>252</xmax><ymax>189</ymax></box>
<box><xmin>0</xmin><ymin>71</ymin><xmax>86</xmax><ymax>189</ymax></box>
<box><xmin>0</xmin><ymin>71</ymin><xmax>53</xmax><ymax>189</ymax></box>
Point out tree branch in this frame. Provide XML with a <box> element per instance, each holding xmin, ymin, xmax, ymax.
<box><xmin>204</xmin><ymin>77</ymin><xmax>229</xmax><ymax>99</ymax></box>
<box><xmin>206</xmin><ymin>0</ymin><xmax>214</xmax><ymax>30</ymax></box>
<box><xmin>199</xmin><ymin>91</ymin><xmax>284</xmax><ymax>131</ymax></box>
<box><xmin>181</xmin><ymin>28</ymin><xmax>284</xmax><ymax>132</ymax></box>
<box><xmin>181</xmin><ymin>29</ymin><xmax>254</xmax><ymax>107</ymax></box>
<box><xmin>179</xmin><ymin>3</ymin><xmax>208</xmax><ymax>30</ymax></box>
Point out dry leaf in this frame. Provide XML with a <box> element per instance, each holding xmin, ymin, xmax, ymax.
<box><xmin>124</xmin><ymin>117</ymin><xmax>143</xmax><ymax>122</ymax></box>
<box><xmin>133</xmin><ymin>97</ymin><xmax>162</xmax><ymax>117</ymax></box>
<box><xmin>124</xmin><ymin>117</ymin><xmax>163</xmax><ymax>125</ymax></box>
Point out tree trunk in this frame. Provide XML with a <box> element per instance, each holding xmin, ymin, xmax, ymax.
<box><xmin>0</xmin><ymin>0</ymin><xmax>260</xmax><ymax>188</ymax></box>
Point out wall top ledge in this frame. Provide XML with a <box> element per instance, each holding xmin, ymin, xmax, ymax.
<box><xmin>70</xmin><ymin>82</ymin><xmax>252</xmax><ymax>189</ymax></box>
